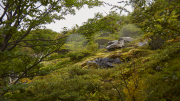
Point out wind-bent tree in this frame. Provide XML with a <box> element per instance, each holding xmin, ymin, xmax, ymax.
<box><xmin>0</xmin><ymin>0</ymin><xmax>102</xmax><ymax>85</ymax></box>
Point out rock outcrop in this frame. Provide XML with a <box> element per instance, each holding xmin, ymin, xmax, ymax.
<box><xmin>121</xmin><ymin>37</ymin><xmax>133</xmax><ymax>42</ymax></box>
<box><xmin>106</xmin><ymin>40</ymin><xmax>124</xmax><ymax>51</ymax></box>
<box><xmin>106</xmin><ymin>37</ymin><xmax>133</xmax><ymax>51</ymax></box>
<box><xmin>86</xmin><ymin>57</ymin><xmax>122</xmax><ymax>69</ymax></box>
<box><xmin>137</xmin><ymin>42</ymin><xmax>147</xmax><ymax>47</ymax></box>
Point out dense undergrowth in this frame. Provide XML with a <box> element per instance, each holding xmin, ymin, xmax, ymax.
<box><xmin>1</xmin><ymin>40</ymin><xmax>180</xmax><ymax>101</ymax></box>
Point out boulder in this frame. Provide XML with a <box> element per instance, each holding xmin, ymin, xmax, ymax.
<box><xmin>106</xmin><ymin>40</ymin><xmax>124</xmax><ymax>51</ymax></box>
<box><xmin>120</xmin><ymin>37</ymin><xmax>133</xmax><ymax>42</ymax></box>
<box><xmin>106</xmin><ymin>37</ymin><xmax>133</xmax><ymax>51</ymax></box>
<box><xmin>113</xmin><ymin>58</ymin><xmax>122</xmax><ymax>64</ymax></box>
<box><xmin>137</xmin><ymin>39</ymin><xmax>148</xmax><ymax>47</ymax></box>
<box><xmin>137</xmin><ymin>42</ymin><xmax>147</xmax><ymax>47</ymax></box>
<box><xmin>86</xmin><ymin>57</ymin><xmax>122</xmax><ymax>69</ymax></box>
<box><xmin>108</xmin><ymin>40</ymin><xmax>118</xmax><ymax>45</ymax></box>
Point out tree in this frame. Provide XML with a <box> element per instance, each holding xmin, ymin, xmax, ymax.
<box><xmin>76</xmin><ymin>12</ymin><xmax>124</xmax><ymax>38</ymax></box>
<box><xmin>0</xmin><ymin>0</ymin><xmax>102</xmax><ymax>85</ymax></box>
<box><xmin>130</xmin><ymin>0</ymin><xmax>180</xmax><ymax>49</ymax></box>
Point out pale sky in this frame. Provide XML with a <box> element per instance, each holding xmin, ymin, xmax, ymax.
<box><xmin>45</xmin><ymin>0</ymin><xmax>132</xmax><ymax>32</ymax></box>
<box><xmin>0</xmin><ymin>0</ymin><xmax>132</xmax><ymax>32</ymax></box>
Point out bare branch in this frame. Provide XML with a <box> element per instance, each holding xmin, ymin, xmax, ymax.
<box><xmin>7</xmin><ymin>35</ymin><xmax>67</xmax><ymax>48</ymax></box>
<box><xmin>22</xmin><ymin>36</ymin><xmax>67</xmax><ymax>41</ymax></box>
<box><xmin>7</xmin><ymin>27</ymin><xmax>33</xmax><ymax>51</ymax></box>
<box><xmin>0</xmin><ymin>0</ymin><xmax>17</xmax><ymax>24</ymax></box>
<box><xmin>0</xmin><ymin>3</ymin><xmax>9</xmax><ymax>24</ymax></box>
<box><xmin>6</xmin><ymin>1</ymin><xmax>60</xmax><ymax>51</ymax></box>
<box><xmin>17</xmin><ymin>39</ymin><xmax>65</xmax><ymax>47</ymax></box>
<box><xmin>19</xmin><ymin>4</ymin><xmax>41</xmax><ymax>23</ymax></box>
<box><xmin>108</xmin><ymin>81</ymin><xmax>125</xmax><ymax>101</ymax></box>
<box><xmin>12</xmin><ymin>42</ymin><xmax>64</xmax><ymax>84</ymax></box>
<box><xmin>101</xmin><ymin>79</ymin><xmax>124</xmax><ymax>101</ymax></box>
<box><xmin>0</xmin><ymin>3</ymin><xmax>4</xmax><ymax>9</ymax></box>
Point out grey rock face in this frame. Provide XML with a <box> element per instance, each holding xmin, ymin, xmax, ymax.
<box><xmin>113</xmin><ymin>58</ymin><xmax>122</xmax><ymax>64</ymax></box>
<box><xmin>87</xmin><ymin>57</ymin><xmax>122</xmax><ymax>69</ymax></box>
<box><xmin>137</xmin><ymin>42</ymin><xmax>147</xmax><ymax>47</ymax></box>
<box><xmin>108</xmin><ymin>40</ymin><xmax>118</xmax><ymax>45</ymax></box>
<box><xmin>106</xmin><ymin>37</ymin><xmax>133</xmax><ymax>51</ymax></box>
<box><xmin>120</xmin><ymin>37</ymin><xmax>133</xmax><ymax>42</ymax></box>
<box><xmin>106</xmin><ymin>40</ymin><xmax>124</xmax><ymax>51</ymax></box>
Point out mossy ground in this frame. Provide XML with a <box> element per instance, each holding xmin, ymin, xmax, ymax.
<box><xmin>1</xmin><ymin>41</ymin><xmax>180</xmax><ymax>101</ymax></box>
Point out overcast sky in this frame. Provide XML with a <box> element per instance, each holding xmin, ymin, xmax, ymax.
<box><xmin>45</xmin><ymin>0</ymin><xmax>132</xmax><ymax>32</ymax></box>
<box><xmin>0</xmin><ymin>0</ymin><xmax>132</xmax><ymax>32</ymax></box>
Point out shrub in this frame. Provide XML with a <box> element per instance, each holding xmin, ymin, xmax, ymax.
<box><xmin>119</xmin><ymin>24</ymin><xmax>141</xmax><ymax>38</ymax></box>
<box><xmin>68</xmin><ymin>65</ymin><xmax>87</xmax><ymax>78</ymax></box>
<box><xmin>67</xmin><ymin>50</ymin><xmax>91</xmax><ymax>61</ymax></box>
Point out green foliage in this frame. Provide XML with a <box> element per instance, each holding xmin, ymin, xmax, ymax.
<box><xmin>0</xmin><ymin>83</ymin><xmax>31</xmax><ymax>100</ymax></box>
<box><xmin>123</xmin><ymin>77</ymin><xmax>148</xmax><ymax>101</ymax></box>
<box><xmin>17</xmin><ymin>67</ymin><xmax>102</xmax><ymax>101</ymax></box>
<box><xmin>121</xmin><ymin>47</ymin><xmax>134</xmax><ymax>53</ymax></box>
<box><xmin>55</xmin><ymin>58</ymin><xmax>70</xmax><ymax>68</ymax></box>
<box><xmin>92</xmin><ymin>32</ymin><xmax>115</xmax><ymax>47</ymax></box>
<box><xmin>0</xmin><ymin>0</ymin><xmax>103</xmax><ymax>86</ymax></box>
<box><xmin>65</xmin><ymin>33</ymin><xmax>87</xmax><ymax>51</ymax></box>
<box><xmin>76</xmin><ymin>12</ymin><xmax>128</xmax><ymax>38</ymax></box>
<box><xmin>151</xmin><ymin>42</ymin><xmax>180</xmax><ymax>64</ymax></box>
<box><xmin>145</xmin><ymin>71</ymin><xmax>180</xmax><ymax>101</ymax></box>
<box><xmin>2</xmin><ymin>41</ymin><xmax>180</xmax><ymax>101</ymax></box>
<box><xmin>95</xmin><ymin>14</ymin><xmax>119</xmax><ymax>33</ymax></box>
<box><xmin>119</xmin><ymin>24</ymin><xmax>141</xmax><ymax>38</ymax></box>
<box><xmin>76</xmin><ymin>12</ymin><xmax>103</xmax><ymax>37</ymax></box>
<box><xmin>131</xmin><ymin>0</ymin><xmax>180</xmax><ymax>40</ymax></box>
<box><xmin>165</xmin><ymin>62</ymin><xmax>180</xmax><ymax>79</ymax></box>
<box><xmin>65</xmin><ymin>35</ymin><xmax>99</xmax><ymax>61</ymax></box>
<box><xmin>1</xmin><ymin>0</ymin><xmax>180</xmax><ymax>100</ymax></box>
<box><xmin>86</xmin><ymin>40</ymin><xmax>99</xmax><ymax>52</ymax></box>
<box><xmin>68</xmin><ymin>65</ymin><xmax>87</xmax><ymax>78</ymax></box>
<box><xmin>39</xmin><ymin>64</ymin><xmax>56</xmax><ymax>75</ymax></box>
<box><xmin>0</xmin><ymin>28</ymin><xmax>66</xmax><ymax>87</ymax></box>
<box><xmin>67</xmin><ymin>49</ymin><xmax>91</xmax><ymax>61</ymax></box>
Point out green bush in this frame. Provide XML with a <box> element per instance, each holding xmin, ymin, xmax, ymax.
<box><xmin>67</xmin><ymin>51</ymin><xmax>91</xmax><ymax>61</ymax></box>
<box><xmin>55</xmin><ymin>59</ymin><xmax>70</xmax><ymax>68</ymax></box>
<box><xmin>68</xmin><ymin>65</ymin><xmax>87</xmax><ymax>78</ymax></box>
<box><xmin>145</xmin><ymin>72</ymin><xmax>180</xmax><ymax>101</ymax></box>
<box><xmin>23</xmin><ymin>73</ymin><xmax>102</xmax><ymax>101</ymax></box>
<box><xmin>119</xmin><ymin>24</ymin><xmax>141</xmax><ymax>38</ymax></box>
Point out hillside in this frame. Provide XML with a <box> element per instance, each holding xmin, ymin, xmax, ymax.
<box><xmin>1</xmin><ymin>0</ymin><xmax>180</xmax><ymax>101</ymax></box>
<box><xmin>1</xmin><ymin>33</ymin><xmax>180</xmax><ymax>101</ymax></box>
